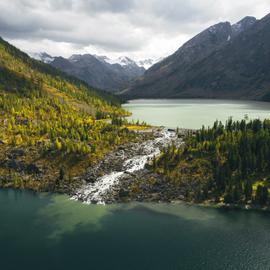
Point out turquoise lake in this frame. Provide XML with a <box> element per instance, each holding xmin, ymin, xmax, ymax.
<box><xmin>123</xmin><ymin>99</ymin><xmax>270</xmax><ymax>129</ymax></box>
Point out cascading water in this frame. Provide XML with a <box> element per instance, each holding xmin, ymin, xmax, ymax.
<box><xmin>72</xmin><ymin>129</ymin><xmax>181</xmax><ymax>204</ymax></box>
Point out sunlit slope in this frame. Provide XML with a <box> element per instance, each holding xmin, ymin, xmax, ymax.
<box><xmin>0</xmin><ymin>37</ymin><xmax>127</xmax><ymax>116</ymax></box>
<box><xmin>0</xmin><ymin>37</ymin><xmax>134</xmax><ymax>191</ymax></box>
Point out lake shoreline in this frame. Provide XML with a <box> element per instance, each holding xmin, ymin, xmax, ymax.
<box><xmin>178</xmin><ymin>200</ymin><xmax>270</xmax><ymax>213</ymax></box>
<box><xmin>69</xmin><ymin>127</ymin><xmax>270</xmax><ymax>213</ymax></box>
<box><xmin>2</xmin><ymin>185</ymin><xmax>270</xmax><ymax>214</ymax></box>
<box><xmin>2</xmin><ymin>125</ymin><xmax>269</xmax><ymax>213</ymax></box>
<box><xmin>123</xmin><ymin>98</ymin><xmax>270</xmax><ymax>130</ymax></box>
<box><xmin>71</xmin><ymin>127</ymin><xmax>186</xmax><ymax>204</ymax></box>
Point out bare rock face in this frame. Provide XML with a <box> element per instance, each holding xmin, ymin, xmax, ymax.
<box><xmin>71</xmin><ymin>129</ymin><xmax>184</xmax><ymax>204</ymax></box>
<box><xmin>119</xmin><ymin>15</ymin><xmax>270</xmax><ymax>101</ymax></box>
<box><xmin>231</xmin><ymin>16</ymin><xmax>257</xmax><ymax>36</ymax></box>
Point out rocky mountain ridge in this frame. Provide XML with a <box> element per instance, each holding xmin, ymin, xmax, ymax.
<box><xmin>30</xmin><ymin>52</ymin><xmax>160</xmax><ymax>92</ymax></box>
<box><xmin>120</xmin><ymin>15</ymin><xmax>270</xmax><ymax>101</ymax></box>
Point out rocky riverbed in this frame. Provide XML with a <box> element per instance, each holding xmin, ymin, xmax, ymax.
<box><xmin>71</xmin><ymin>128</ymin><xmax>187</xmax><ymax>204</ymax></box>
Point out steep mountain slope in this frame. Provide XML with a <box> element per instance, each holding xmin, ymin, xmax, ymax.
<box><xmin>0</xmin><ymin>37</ymin><xmax>137</xmax><ymax>192</ymax></box>
<box><xmin>120</xmin><ymin>15</ymin><xmax>270</xmax><ymax>100</ymax></box>
<box><xmin>173</xmin><ymin>14</ymin><xmax>270</xmax><ymax>100</ymax></box>
<box><xmin>33</xmin><ymin>53</ymin><xmax>145</xmax><ymax>92</ymax></box>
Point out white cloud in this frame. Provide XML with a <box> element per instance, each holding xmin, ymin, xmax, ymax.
<box><xmin>0</xmin><ymin>0</ymin><xmax>269</xmax><ymax>60</ymax></box>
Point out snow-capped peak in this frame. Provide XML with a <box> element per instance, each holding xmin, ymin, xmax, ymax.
<box><xmin>118</xmin><ymin>56</ymin><xmax>136</xmax><ymax>66</ymax></box>
<box><xmin>95</xmin><ymin>55</ymin><xmax>162</xmax><ymax>70</ymax></box>
<box><xmin>30</xmin><ymin>52</ymin><xmax>55</xmax><ymax>63</ymax></box>
<box><xmin>137</xmin><ymin>59</ymin><xmax>154</xmax><ymax>69</ymax></box>
<box><xmin>93</xmin><ymin>55</ymin><xmax>111</xmax><ymax>63</ymax></box>
<box><xmin>137</xmin><ymin>57</ymin><xmax>164</xmax><ymax>69</ymax></box>
<box><xmin>30</xmin><ymin>51</ymin><xmax>162</xmax><ymax>70</ymax></box>
<box><xmin>97</xmin><ymin>55</ymin><xmax>137</xmax><ymax>67</ymax></box>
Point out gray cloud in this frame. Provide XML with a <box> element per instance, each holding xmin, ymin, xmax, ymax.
<box><xmin>0</xmin><ymin>0</ymin><xmax>269</xmax><ymax>59</ymax></box>
<box><xmin>76</xmin><ymin>0</ymin><xmax>136</xmax><ymax>13</ymax></box>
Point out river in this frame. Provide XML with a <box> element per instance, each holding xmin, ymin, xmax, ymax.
<box><xmin>1</xmin><ymin>99</ymin><xmax>270</xmax><ymax>270</ymax></box>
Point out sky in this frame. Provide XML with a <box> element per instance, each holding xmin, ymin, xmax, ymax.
<box><xmin>0</xmin><ymin>0</ymin><xmax>269</xmax><ymax>61</ymax></box>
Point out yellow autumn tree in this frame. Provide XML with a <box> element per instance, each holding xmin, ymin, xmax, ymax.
<box><xmin>15</xmin><ymin>134</ymin><xmax>23</xmax><ymax>145</ymax></box>
<box><xmin>54</xmin><ymin>138</ymin><xmax>62</xmax><ymax>151</ymax></box>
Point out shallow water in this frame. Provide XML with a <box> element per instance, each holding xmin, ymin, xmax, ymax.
<box><xmin>123</xmin><ymin>99</ymin><xmax>270</xmax><ymax>129</ymax></box>
<box><xmin>1</xmin><ymin>189</ymin><xmax>270</xmax><ymax>270</ymax></box>
<box><xmin>3</xmin><ymin>99</ymin><xmax>270</xmax><ymax>269</ymax></box>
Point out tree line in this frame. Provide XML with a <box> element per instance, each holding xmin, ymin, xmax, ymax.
<box><xmin>152</xmin><ymin>118</ymin><xmax>270</xmax><ymax>206</ymax></box>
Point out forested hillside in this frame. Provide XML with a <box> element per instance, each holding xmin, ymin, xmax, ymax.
<box><xmin>0</xmin><ymin>37</ymin><xmax>138</xmax><ymax>192</ymax></box>
<box><xmin>152</xmin><ymin>119</ymin><xmax>270</xmax><ymax>207</ymax></box>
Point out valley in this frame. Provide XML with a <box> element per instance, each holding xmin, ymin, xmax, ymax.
<box><xmin>1</xmin><ymin>2</ymin><xmax>270</xmax><ymax>270</ymax></box>
<box><xmin>1</xmin><ymin>33</ymin><xmax>270</xmax><ymax>211</ymax></box>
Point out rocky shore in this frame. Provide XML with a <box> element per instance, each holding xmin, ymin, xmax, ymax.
<box><xmin>71</xmin><ymin>127</ymin><xmax>188</xmax><ymax>204</ymax></box>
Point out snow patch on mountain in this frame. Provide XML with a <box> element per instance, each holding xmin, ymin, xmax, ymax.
<box><xmin>232</xmin><ymin>16</ymin><xmax>257</xmax><ymax>35</ymax></box>
<box><xmin>137</xmin><ymin>57</ymin><xmax>164</xmax><ymax>69</ymax></box>
<box><xmin>30</xmin><ymin>52</ymin><xmax>55</xmax><ymax>63</ymax></box>
<box><xmin>30</xmin><ymin>50</ymin><xmax>161</xmax><ymax>71</ymax></box>
<box><xmin>99</xmin><ymin>56</ymin><xmax>138</xmax><ymax>67</ymax></box>
<box><xmin>93</xmin><ymin>55</ymin><xmax>161</xmax><ymax>69</ymax></box>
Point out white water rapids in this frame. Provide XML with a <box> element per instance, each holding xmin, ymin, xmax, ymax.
<box><xmin>72</xmin><ymin>130</ymin><xmax>180</xmax><ymax>204</ymax></box>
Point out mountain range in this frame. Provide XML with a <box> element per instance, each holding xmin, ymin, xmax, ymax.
<box><xmin>120</xmin><ymin>14</ymin><xmax>270</xmax><ymax>101</ymax></box>
<box><xmin>30</xmin><ymin>53</ymin><xmax>160</xmax><ymax>92</ymax></box>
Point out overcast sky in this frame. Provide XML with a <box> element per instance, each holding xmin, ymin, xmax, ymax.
<box><xmin>0</xmin><ymin>0</ymin><xmax>269</xmax><ymax>61</ymax></box>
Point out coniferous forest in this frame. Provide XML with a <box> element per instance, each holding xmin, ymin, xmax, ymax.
<box><xmin>2</xmin><ymin>4</ymin><xmax>270</xmax><ymax>270</ymax></box>
<box><xmin>152</xmin><ymin>118</ymin><xmax>270</xmax><ymax>206</ymax></box>
<box><xmin>0</xmin><ymin>37</ymin><xmax>145</xmax><ymax>191</ymax></box>
<box><xmin>1</xmin><ymin>35</ymin><xmax>270</xmax><ymax>208</ymax></box>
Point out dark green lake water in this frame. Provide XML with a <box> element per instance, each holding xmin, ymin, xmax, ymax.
<box><xmin>1</xmin><ymin>189</ymin><xmax>270</xmax><ymax>270</ymax></box>
<box><xmin>123</xmin><ymin>99</ymin><xmax>270</xmax><ymax>129</ymax></box>
<box><xmin>2</xmin><ymin>99</ymin><xmax>270</xmax><ymax>269</ymax></box>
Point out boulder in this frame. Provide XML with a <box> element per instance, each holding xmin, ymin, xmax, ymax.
<box><xmin>26</xmin><ymin>164</ymin><xmax>42</xmax><ymax>175</ymax></box>
<box><xmin>119</xmin><ymin>188</ymin><xmax>129</xmax><ymax>198</ymax></box>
